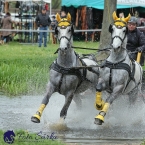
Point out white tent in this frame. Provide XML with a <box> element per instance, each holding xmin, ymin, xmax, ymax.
<box><xmin>117</xmin><ymin>0</ymin><xmax>145</xmax><ymax>6</ymax></box>
<box><xmin>62</xmin><ymin>0</ymin><xmax>145</xmax><ymax>9</ymax></box>
<box><xmin>5</xmin><ymin>0</ymin><xmax>51</xmax><ymax>2</ymax></box>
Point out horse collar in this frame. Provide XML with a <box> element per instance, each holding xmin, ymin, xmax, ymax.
<box><xmin>50</xmin><ymin>59</ymin><xmax>89</xmax><ymax>94</ymax></box>
<box><xmin>103</xmin><ymin>58</ymin><xmax>135</xmax><ymax>93</ymax></box>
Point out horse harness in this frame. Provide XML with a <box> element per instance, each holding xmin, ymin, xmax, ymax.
<box><xmin>50</xmin><ymin>56</ymin><xmax>92</xmax><ymax>93</ymax></box>
<box><xmin>53</xmin><ymin>21</ymin><xmax>96</xmax><ymax>93</ymax></box>
<box><xmin>102</xmin><ymin>58</ymin><xmax>136</xmax><ymax>93</ymax></box>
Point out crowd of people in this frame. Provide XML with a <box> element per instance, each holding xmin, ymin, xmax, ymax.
<box><xmin>0</xmin><ymin>6</ymin><xmax>66</xmax><ymax>46</ymax></box>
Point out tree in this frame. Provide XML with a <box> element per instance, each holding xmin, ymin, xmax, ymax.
<box><xmin>96</xmin><ymin>0</ymin><xmax>117</xmax><ymax>60</ymax></box>
<box><xmin>4</xmin><ymin>2</ymin><xmax>9</xmax><ymax>13</ymax></box>
<box><xmin>52</xmin><ymin>0</ymin><xmax>61</xmax><ymax>9</ymax></box>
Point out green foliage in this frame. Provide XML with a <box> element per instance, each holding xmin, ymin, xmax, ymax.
<box><xmin>141</xmin><ymin>139</ymin><xmax>145</xmax><ymax>145</ymax></box>
<box><xmin>0</xmin><ymin>41</ymin><xmax>99</xmax><ymax>96</ymax></box>
<box><xmin>52</xmin><ymin>0</ymin><xmax>61</xmax><ymax>9</ymax></box>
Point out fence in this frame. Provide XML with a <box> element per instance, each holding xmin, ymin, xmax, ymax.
<box><xmin>0</xmin><ymin>26</ymin><xmax>145</xmax><ymax>43</ymax></box>
<box><xmin>0</xmin><ymin>28</ymin><xmax>102</xmax><ymax>43</ymax></box>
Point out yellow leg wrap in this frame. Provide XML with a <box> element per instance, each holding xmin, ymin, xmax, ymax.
<box><xmin>95</xmin><ymin>103</ymin><xmax>110</xmax><ymax>122</ymax></box>
<box><xmin>101</xmin><ymin>103</ymin><xmax>110</xmax><ymax>113</ymax></box>
<box><xmin>95</xmin><ymin>92</ymin><xmax>105</xmax><ymax>110</ymax></box>
<box><xmin>95</xmin><ymin>114</ymin><xmax>105</xmax><ymax>122</ymax></box>
<box><xmin>136</xmin><ymin>52</ymin><xmax>141</xmax><ymax>63</ymax></box>
<box><xmin>33</xmin><ymin>104</ymin><xmax>46</xmax><ymax>120</ymax></box>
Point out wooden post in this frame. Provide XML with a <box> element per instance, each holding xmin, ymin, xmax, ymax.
<box><xmin>5</xmin><ymin>2</ymin><xmax>9</xmax><ymax>13</ymax></box>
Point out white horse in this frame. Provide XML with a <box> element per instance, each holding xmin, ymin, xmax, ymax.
<box><xmin>94</xmin><ymin>11</ymin><xmax>143</xmax><ymax>125</ymax></box>
<box><xmin>31</xmin><ymin>13</ymin><xmax>99</xmax><ymax>123</ymax></box>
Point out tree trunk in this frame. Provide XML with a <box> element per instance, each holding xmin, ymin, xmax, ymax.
<box><xmin>52</xmin><ymin>0</ymin><xmax>61</xmax><ymax>9</ymax></box>
<box><xmin>96</xmin><ymin>0</ymin><xmax>117</xmax><ymax>60</ymax></box>
<box><xmin>5</xmin><ymin>2</ymin><xmax>9</xmax><ymax>13</ymax></box>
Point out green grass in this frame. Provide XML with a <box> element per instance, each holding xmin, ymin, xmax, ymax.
<box><xmin>141</xmin><ymin>139</ymin><xmax>145</xmax><ymax>145</ymax></box>
<box><xmin>0</xmin><ymin>130</ymin><xmax>66</xmax><ymax>145</ymax></box>
<box><xmin>0</xmin><ymin>41</ymin><xmax>99</xmax><ymax>96</ymax></box>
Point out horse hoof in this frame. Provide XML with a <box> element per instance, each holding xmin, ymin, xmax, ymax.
<box><xmin>94</xmin><ymin>118</ymin><xmax>103</xmax><ymax>125</ymax></box>
<box><xmin>31</xmin><ymin>116</ymin><xmax>40</xmax><ymax>123</ymax></box>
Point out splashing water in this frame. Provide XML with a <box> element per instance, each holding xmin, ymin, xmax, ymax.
<box><xmin>0</xmin><ymin>90</ymin><xmax>145</xmax><ymax>141</ymax></box>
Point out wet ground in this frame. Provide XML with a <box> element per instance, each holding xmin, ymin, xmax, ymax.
<box><xmin>0</xmin><ymin>91</ymin><xmax>145</xmax><ymax>145</ymax></box>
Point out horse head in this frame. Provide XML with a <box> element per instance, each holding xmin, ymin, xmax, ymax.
<box><xmin>55</xmin><ymin>13</ymin><xmax>74</xmax><ymax>52</ymax></box>
<box><xmin>109</xmin><ymin>11</ymin><xmax>131</xmax><ymax>50</ymax></box>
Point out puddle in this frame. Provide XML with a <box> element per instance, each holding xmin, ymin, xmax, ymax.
<box><xmin>0</xmin><ymin>91</ymin><xmax>145</xmax><ymax>144</ymax></box>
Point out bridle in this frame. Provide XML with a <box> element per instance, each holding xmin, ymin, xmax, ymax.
<box><xmin>59</xmin><ymin>26</ymin><xmax>73</xmax><ymax>52</ymax></box>
<box><xmin>111</xmin><ymin>25</ymin><xmax>127</xmax><ymax>47</ymax></box>
<box><xmin>55</xmin><ymin>19</ymin><xmax>73</xmax><ymax>42</ymax></box>
<box><xmin>58</xmin><ymin>34</ymin><xmax>72</xmax><ymax>43</ymax></box>
<box><xmin>54</xmin><ymin>25</ymin><xmax>73</xmax><ymax>53</ymax></box>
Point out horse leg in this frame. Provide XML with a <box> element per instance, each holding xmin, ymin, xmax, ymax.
<box><xmin>139</xmin><ymin>83</ymin><xmax>145</xmax><ymax>103</ymax></box>
<box><xmin>31</xmin><ymin>82</ymin><xmax>55</xmax><ymax>123</ymax></box>
<box><xmin>128</xmin><ymin>88</ymin><xmax>138</xmax><ymax>105</ymax></box>
<box><xmin>60</xmin><ymin>92</ymin><xmax>74</xmax><ymax>120</ymax></box>
<box><xmin>73</xmin><ymin>93</ymin><xmax>82</xmax><ymax>109</ymax></box>
<box><xmin>130</xmin><ymin>82</ymin><xmax>145</xmax><ymax>104</ymax></box>
<box><xmin>95</xmin><ymin>78</ymin><xmax>106</xmax><ymax>110</ymax></box>
<box><xmin>94</xmin><ymin>85</ymin><xmax>124</xmax><ymax>125</ymax></box>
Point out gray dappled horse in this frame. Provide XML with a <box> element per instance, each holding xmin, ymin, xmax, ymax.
<box><xmin>94</xmin><ymin>11</ymin><xmax>143</xmax><ymax>125</ymax></box>
<box><xmin>31</xmin><ymin>13</ymin><xmax>99</xmax><ymax>123</ymax></box>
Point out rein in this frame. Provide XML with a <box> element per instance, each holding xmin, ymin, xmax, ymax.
<box><xmin>71</xmin><ymin>46</ymin><xmax>111</xmax><ymax>52</ymax></box>
<box><xmin>54</xmin><ymin>47</ymin><xmax>111</xmax><ymax>54</ymax></box>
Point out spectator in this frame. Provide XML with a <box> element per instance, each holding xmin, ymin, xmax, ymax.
<box><xmin>35</xmin><ymin>7</ymin><xmax>51</xmax><ymax>47</ymax></box>
<box><xmin>126</xmin><ymin>16</ymin><xmax>145</xmax><ymax>66</ymax></box>
<box><xmin>134</xmin><ymin>10</ymin><xmax>139</xmax><ymax>18</ymax></box>
<box><xmin>0</xmin><ymin>1</ymin><xmax>2</xmax><ymax>13</ymax></box>
<box><xmin>1</xmin><ymin>12</ymin><xmax>13</xmax><ymax>43</ymax></box>
<box><xmin>1</xmin><ymin>0</ymin><xmax>4</xmax><ymax>13</ymax></box>
<box><xmin>50</xmin><ymin>16</ymin><xmax>57</xmax><ymax>44</ymax></box>
<box><xmin>60</xmin><ymin>10</ymin><xmax>66</xmax><ymax>18</ymax></box>
<box><xmin>45</xmin><ymin>3</ymin><xmax>49</xmax><ymax>13</ymax></box>
<box><xmin>140</xmin><ymin>18</ymin><xmax>145</xmax><ymax>26</ymax></box>
<box><xmin>15</xmin><ymin>1</ymin><xmax>20</xmax><ymax>8</ymax></box>
<box><xmin>119</xmin><ymin>12</ymin><xmax>124</xmax><ymax>18</ymax></box>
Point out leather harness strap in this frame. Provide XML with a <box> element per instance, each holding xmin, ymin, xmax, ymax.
<box><xmin>102</xmin><ymin>60</ymin><xmax>135</xmax><ymax>92</ymax></box>
<box><xmin>50</xmin><ymin>58</ymin><xmax>88</xmax><ymax>93</ymax></box>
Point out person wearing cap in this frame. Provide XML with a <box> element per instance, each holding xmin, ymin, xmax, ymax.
<box><xmin>127</xmin><ymin>16</ymin><xmax>145</xmax><ymax>66</ymax></box>
<box><xmin>35</xmin><ymin>7</ymin><xmax>51</xmax><ymax>47</ymax></box>
<box><xmin>50</xmin><ymin>15</ymin><xmax>57</xmax><ymax>44</ymax></box>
